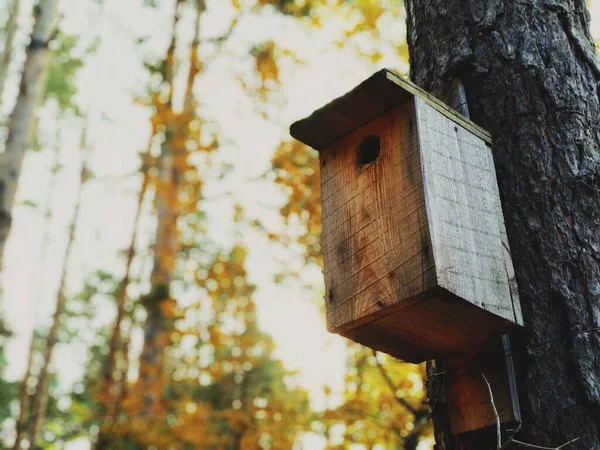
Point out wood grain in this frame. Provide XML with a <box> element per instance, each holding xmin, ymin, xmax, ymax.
<box><xmin>415</xmin><ymin>97</ymin><xmax>523</xmax><ymax>325</ymax></box>
<box><xmin>446</xmin><ymin>335</ymin><xmax>521</xmax><ymax>435</ymax></box>
<box><xmin>321</xmin><ymin>101</ymin><xmax>435</xmax><ymax>333</ymax></box>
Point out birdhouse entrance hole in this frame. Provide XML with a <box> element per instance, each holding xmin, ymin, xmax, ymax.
<box><xmin>357</xmin><ymin>135</ymin><xmax>380</xmax><ymax>166</ymax></box>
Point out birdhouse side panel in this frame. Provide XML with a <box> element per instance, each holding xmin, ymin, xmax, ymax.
<box><xmin>415</xmin><ymin>97</ymin><xmax>522</xmax><ymax>325</ymax></box>
<box><xmin>320</xmin><ymin>102</ymin><xmax>437</xmax><ymax>333</ymax></box>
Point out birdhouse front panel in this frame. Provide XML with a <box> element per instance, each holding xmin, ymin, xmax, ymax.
<box><xmin>320</xmin><ymin>102</ymin><xmax>437</xmax><ymax>333</ymax></box>
<box><xmin>290</xmin><ymin>69</ymin><xmax>523</xmax><ymax>363</ymax></box>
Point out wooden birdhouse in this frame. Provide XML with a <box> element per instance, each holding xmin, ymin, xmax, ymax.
<box><xmin>290</xmin><ymin>69</ymin><xmax>523</xmax><ymax>363</ymax></box>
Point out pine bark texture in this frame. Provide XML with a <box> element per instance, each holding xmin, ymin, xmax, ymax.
<box><xmin>405</xmin><ymin>0</ymin><xmax>600</xmax><ymax>448</ymax></box>
<box><xmin>0</xmin><ymin>0</ymin><xmax>58</xmax><ymax>270</ymax></box>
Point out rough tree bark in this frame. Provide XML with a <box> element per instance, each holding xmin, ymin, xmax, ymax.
<box><xmin>404</xmin><ymin>0</ymin><xmax>600</xmax><ymax>448</ymax></box>
<box><xmin>0</xmin><ymin>0</ymin><xmax>58</xmax><ymax>272</ymax></box>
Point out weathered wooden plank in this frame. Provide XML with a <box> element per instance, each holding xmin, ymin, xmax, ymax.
<box><xmin>326</xmin><ymin>224</ymin><xmax>431</xmax><ymax>314</ymax></box>
<box><xmin>330</xmin><ymin>266</ymin><xmax>438</xmax><ymax>336</ymax></box>
<box><xmin>320</xmin><ymin>159</ymin><xmax>423</xmax><ymax>240</ymax></box>
<box><xmin>290</xmin><ymin>69</ymin><xmax>491</xmax><ymax>152</ymax></box>
<box><xmin>320</xmin><ymin>101</ymin><xmax>435</xmax><ymax>332</ymax></box>
<box><xmin>343</xmin><ymin>291</ymin><xmax>517</xmax><ymax>363</ymax></box>
<box><xmin>415</xmin><ymin>97</ymin><xmax>522</xmax><ymax>324</ymax></box>
<box><xmin>321</xmin><ymin>195</ymin><xmax>425</xmax><ymax>270</ymax></box>
<box><xmin>384</xmin><ymin>71</ymin><xmax>492</xmax><ymax>144</ymax></box>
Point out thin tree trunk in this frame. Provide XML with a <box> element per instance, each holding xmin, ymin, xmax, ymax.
<box><xmin>184</xmin><ymin>0</ymin><xmax>203</xmax><ymax>114</ymax></box>
<box><xmin>27</xmin><ymin>126</ymin><xmax>90</xmax><ymax>447</ymax></box>
<box><xmin>129</xmin><ymin>0</ymin><xmax>208</xmax><ymax>440</ymax></box>
<box><xmin>232</xmin><ymin>371</ymin><xmax>251</xmax><ymax>450</ymax></box>
<box><xmin>135</xmin><ymin>0</ymin><xmax>184</xmax><ymax>422</ymax></box>
<box><xmin>0</xmin><ymin>0</ymin><xmax>58</xmax><ymax>272</ymax></box>
<box><xmin>137</xmin><ymin>0</ymin><xmax>204</xmax><ymax>408</ymax></box>
<box><xmin>0</xmin><ymin>0</ymin><xmax>21</xmax><ymax>108</ymax></box>
<box><xmin>405</xmin><ymin>0</ymin><xmax>600</xmax><ymax>448</ymax></box>
<box><xmin>13</xmin><ymin>126</ymin><xmax>61</xmax><ymax>450</ymax></box>
<box><xmin>93</xmin><ymin>140</ymin><xmax>152</xmax><ymax>450</ymax></box>
<box><xmin>95</xmin><ymin>267</ymin><xmax>149</xmax><ymax>448</ymax></box>
<box><xmin>103</xmin><ymin>147</ymin><xmax>151</xmax><ymax>387</ymax></box>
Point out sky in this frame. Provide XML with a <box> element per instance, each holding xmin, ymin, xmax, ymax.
<box><xmin>1</xmin><ymin>0</ymin><xmax>600</xmax><ymax>448</ymax></box>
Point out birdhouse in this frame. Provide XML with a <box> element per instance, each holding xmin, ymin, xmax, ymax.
<box><xmin>290</xmin><ymin>69</ymin><xmax>523</xmax><ymax>363</ymax></box>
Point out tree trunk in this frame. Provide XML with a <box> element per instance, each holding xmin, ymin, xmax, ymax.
<box><xmin>13</xmin><ymin>127</ymin><xmax>61</xmax><ymax>450</ymax></box>
<box><xmin>0</xmin><ymin>0</ymin><xmax>21</xmax><ymax>108</ymax></box>
<box><xmin>93</xmin><ymin>142</ymin><xmax>152</xmax><ymax>450</ymax></box>
<box><xmin>132</xmin><ymin>0</ymin><xmax>184</xmax><ymax>424</ymax></box>
<box><xmin>27</xmin><ymin>128</ymin><xmax>89</xmax><ymax>447</ymax></box>
<box><xmin>0</xmin><ymin>0</ymin><xmax>58</xmax><ymax>271</ymax></box>
<box><xmin>405</xmin><ymin>0</ymin><xmax>600</xmax><ymax>448</ymax></box>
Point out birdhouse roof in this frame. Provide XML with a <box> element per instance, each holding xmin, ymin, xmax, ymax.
<box><xmin>290</xmin><ymin>69</ymin><xmax>491</xmax><ymax>151</ymax></box>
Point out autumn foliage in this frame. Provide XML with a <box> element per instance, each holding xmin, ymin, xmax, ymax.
<box><xmin>0</xmin><ymin>0</ymin><xmax>433</xmax><ymax>449</ymax></box>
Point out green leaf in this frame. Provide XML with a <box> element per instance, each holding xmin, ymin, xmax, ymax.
<box><xmin>45</xmin><ymin>34</ymin><xmax>85</xmax><ymax>108</ymax></box>
<box><xmin>21</xmin><ymin>199</ymin><xmax>38</xmax><ymax>208</ymax></box>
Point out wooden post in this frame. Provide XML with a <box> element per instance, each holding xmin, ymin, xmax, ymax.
<box><xmin>444</xmin><ymin>336</ymin><xmax>521</xmax><ymax>436</ymax></box>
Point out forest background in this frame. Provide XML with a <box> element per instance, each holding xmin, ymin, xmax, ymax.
<box><xmin>0</xmin><ymin>0</ymin><xmax>598</xmax><ymax>449</ymax></box>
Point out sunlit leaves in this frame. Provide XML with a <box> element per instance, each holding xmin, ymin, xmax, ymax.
<box><xmin>264</xmin><ymin>2</ymin><xmax>429</xmax><ymax>444</ymax></box>
<box><xmin>252</xmin><ymin>40</ymin><xmax>280</xmax><ymax>97</ymax></box>
<box><xmin>271</xmin><ymin>139</ymin><xmax>322</xmax><ymax>265</ymax></box>
<box><xmin>269</xmin><ymin>141</ymin><xmax>431</xmax><ymax>448</ymax></box>
<box><xmin>352</xmin><ymin>0</ymin><xmax>386</xmax><ymax>31</ymax></box>
<box><xmin>30</xmin><ymin>0</ymin><xmax>422</xmax><ymax>447</ymax></box>
<box><xmin>112</xmin><ymin>241</ymin><xmax>309</xmax><ymax>449</ymax></box>
<box><xmin>45</xmin><ymin>34</ymin><xmax>85</xmax><ymax>109</ymax></box>
<box><xmin>256</xmin><ymin>0</ymin><xmax>313</xmax><ymax>17</ymax></box>
<box><xmin>318</xmin><ymin>345</ymin><xmax>431</xmax><ymax>449</ymax></box>
<box><xmin>90</xmin><ymin>1</ymin><xmax>314</xmax><ymax>446</ymax></box>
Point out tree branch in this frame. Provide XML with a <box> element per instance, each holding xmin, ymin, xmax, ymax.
<box><xmin>477</xmin><ymin>366</ymin><xmax>580</xmax><ymax>450</ymax></box>
<box><xmin>372</xmin><ymin>350</ymin><xmax>419</xmax><ymax>416</ymax></box>
<box><xmin>199</xmin><ymin>14</ymin><xmax>242</xmax><ymax>70</ymax></box>
<box><xmin>474</xmin><ymin>365</ymin><xmax>501</xmax><ymax>449</ymax></box>
<box><xmin>202</xmin><ymin>15</ymin><xmax>240</xmax><ymax>44</ymax></box>
<box><xmin>499</xmin><ymin>437</ymin><xmax>579</xmax><ymax>450</ymax></box>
